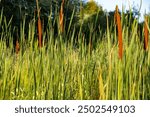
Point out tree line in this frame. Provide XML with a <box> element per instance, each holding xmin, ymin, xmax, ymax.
<box><xmin>0</xmin><ymin>0</ymin><xmax>147</xmax><ymax>45</ymax></box>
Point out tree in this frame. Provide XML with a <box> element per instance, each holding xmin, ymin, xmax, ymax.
<box><xmin>0</xmin><ymin>0</ymin><xmax>82</xmax><ymax>40</ymax></box>
<box><xmin>76</xmin><ymin>0</ymin><xmax>104</xmax><ymax>41</ymax></box>
<box><xmin>83</xmin><ymin>0</ymin><xmax>101</xmax><ymax>15</ymax></box>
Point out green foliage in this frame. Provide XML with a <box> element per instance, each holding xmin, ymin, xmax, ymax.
<box><xmin>0</xmin><ymin>0</ymin><xmax>81</xmax><ymax>37</ymax></box>
<box><xmin>83</xmin><ymin>0</ymin><xmax>101</xmax><ymax>15</ymax></box>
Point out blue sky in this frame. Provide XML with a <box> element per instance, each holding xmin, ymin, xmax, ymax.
<box><xmin>85</xmin><ymin>0</ymin><xmax>150</xmax><ymax>21</ymax></box>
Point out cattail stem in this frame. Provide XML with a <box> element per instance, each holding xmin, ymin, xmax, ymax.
<box><xmin>59</xmin><ymin>0</ymin><xmax>65</xmax><ymax>33</ymax></box>
<box><xmin>144</xmin><ymin>16</ymin><xmax>149</xmax><ymax>51</ymax></box>
<box><xmin>38</xmin><ymin>17</ymin><xmax>42</xmax><ymax>48</ymax></box>
<box><xmin>36</xmin><ymin>0</ymin><xmax>40</xmax><ymax>18</ymax></box>
<box><xmin>36</xmin><ymin>0</ymin><xmax>42</xmax><ymax>48</ymax></box>
<box><xmin>115</xmin><ymin>5</ymin><xmax>123</xmax><ymax>59</ymax></box>
<box><xmin>15</xmin><ymin>40</ymin><xmax>20</xmax><ymax>54</ymax></box>
<box><xmin>89</xmin><ymin>36</ymin><xmax>92</xmax><ymax>55</ymax></box>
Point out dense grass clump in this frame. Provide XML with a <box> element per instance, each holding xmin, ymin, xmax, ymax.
<box><xmin>0</xmin><ymin>8</ymin><xmax>150</xmax><ymax>100</ymax></box>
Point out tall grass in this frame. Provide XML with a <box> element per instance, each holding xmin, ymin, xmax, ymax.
<box><xmin>0</xmin><ymin>6</ymin><xmax>150</xmax><ymax>100</ymax></box>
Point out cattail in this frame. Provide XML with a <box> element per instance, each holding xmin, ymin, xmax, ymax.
<box><xmin>37</xmin><ymin>17</ymin><xmax>42</xmax><ymax>48</ymax></box>
<box><xmin>115</xmin><ymin>5</ymin><xmax>123</xmax><ymax>59</ymax></box>
<box><xmin>15</xmin><ymin>40</ymin><xmax>20</xmax><ymax>54</ymax></box>
<box><xmin>59</xmin><ymin>0</ymin><xmax>65</xmax><ymax>33</ymax></box>
<box><xmin>144</xmin><ymin>16</ymin><xmax>149</xmax><ymax>51</ymax></box>
<box><xmin>36</xmin><ymin>0</ymin><xmax>42</xmax><ymax>48</ymax></box>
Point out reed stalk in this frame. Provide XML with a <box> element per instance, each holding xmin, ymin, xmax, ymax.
<box><xmin>115</xmin><ymin>5</ymin><xmax>123</xmax><ymax>59</ymax></box>
<box><xmin>98</xmin><ymin>68</ymin><xmax>105</xmax><ymax>100</ymax></box>
<box><xmin>59</xmin><ymin>0</ymin><xmax>65</xmax><ymax>33</ymax></box>
<box><xmin>144</xmin><ymin>16</ymin><xmax>149</xmax><ymax>51</ymax></box>
<box><xmin>15</xmin><ymin>40</ymin><xmax>20</xmax><ymax>54</ymax></box>
<box><xmin>36</xmin><ymin>0</ymin><xmax>42</xmax><ymax>48</ymax></box>
<box><xmin>38</xmin><ymin>18</ymin><xmax>42</xmax><ymax>48</ymax></box>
